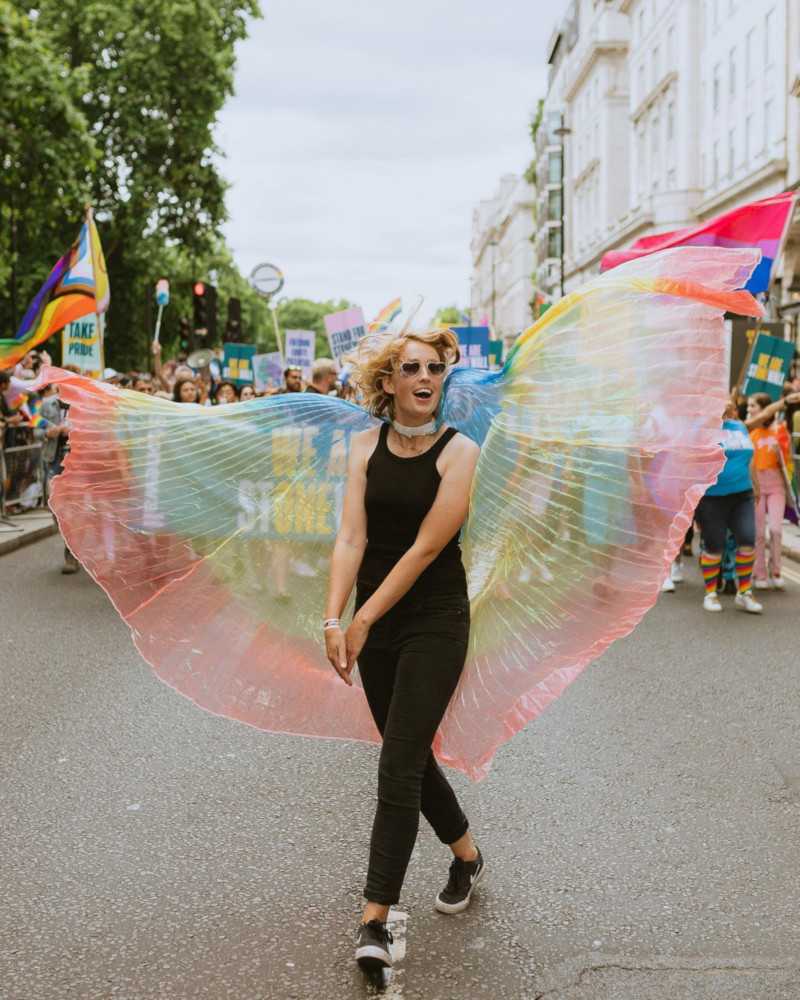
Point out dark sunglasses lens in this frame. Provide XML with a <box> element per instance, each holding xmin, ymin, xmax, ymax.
<box><xmin>428</xmin><ymin>362</ymin><xmax>446</xmax><ymax>375</ymax></box>
<box><xmin>400</xmin><ymin>361</ymin><xmax>421</xmax><ymax>376</ymax></box>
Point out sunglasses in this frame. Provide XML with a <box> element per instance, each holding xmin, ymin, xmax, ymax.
<box><xmin>397</xmin><ymin>360</ymin><xmax>447</xmax><ymax>377</ymax></box>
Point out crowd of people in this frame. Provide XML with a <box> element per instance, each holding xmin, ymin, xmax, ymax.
<box><xmin>661</xmin><ymin>366</ymin><xmax>800</xmax><ymax>614</ymax></box>
<box><xmin>2</xmin><ymin>343</ymin><xmax>800</xmax><ymax>598</ymax></box>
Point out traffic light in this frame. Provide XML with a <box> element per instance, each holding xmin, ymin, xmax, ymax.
<box><xmin>192</xmin><ymin>282</ymin><xmax>218</xmax><ymax>342</ymax></box>
<box><xmin>193</xmin><ymin>281</ymin><xmax>207</xmax><ymax>335</ymax></box>
<box><xmin>225</xmin><ymin>297</ymin><xmax>243</xmax><ymax>342</ymax></box>
<box><xmin>179</xmin><ymin>316</ymin><xmax>191</xmax><ymax>352</ymax></box>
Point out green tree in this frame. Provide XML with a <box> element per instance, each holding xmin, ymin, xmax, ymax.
<box><xmin>13</xmin><ymin>0</ymin><xmax>261</xmax><ymax>370</ymax></box>
<box><xmin>0</xmin><ymin>3</ymin><xmax>97</xmax><ymax>338</ymax></box>
<box><xmin>433</xmin><ymin>305</ymin><xmax>466</xmax><ymax>326</ymax></box>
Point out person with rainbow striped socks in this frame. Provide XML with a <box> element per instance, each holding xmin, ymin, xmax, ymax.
<box><xmin>693</xmin><ymin>399</ymin><xmax>762</xmax><ymax>614</ymax></box>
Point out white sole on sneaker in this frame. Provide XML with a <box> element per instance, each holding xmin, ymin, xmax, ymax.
<box><xmin>355</xmin><ymin>945</ymin><xmax>392</xmax><ymax>971</ymax></box>
<box><xmin>434</xmin><ymin>862</ymin><xmax>486</xmax><ymax>914</ymax></box>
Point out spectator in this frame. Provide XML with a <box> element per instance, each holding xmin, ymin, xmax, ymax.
<box><xmin>239</xmin><ymin>384</ymin><xmax>256</xmax><ymax>401</ymax></box>
<box><xmin>281</xmin><ymin>366</ymin><xmax>303</xmax><ymax>394</ymax></box>
<box><xmin>747</xmin><ymin>391</ymin><xmax>793</xmax><ymax>590</ymax></box>
<box><xmin>173</xmin><ymin>378</ymin><xmax>200</xmax><ymax>404</ymax></box>
<box><xmin>305</xmin><ymin>358</ymin><xmax>338</xmax><ymax>395</ymax></box>
<box><xmin>214</xmin><ymin>381</ymin><xmax>239</xmax><ymax>405</ymax></box>
<box><xmin>133</xmin><ymin>374</ymin><xmax>155</xmax><ymax>395</ymax></box>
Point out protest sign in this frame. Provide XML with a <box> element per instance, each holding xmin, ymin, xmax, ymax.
<box><xmin>62</xmin><ymin>312</ymin><xmax>104</xmax><ymax>377</ymax></box>
<box><xmin>252</xmin><ymin>352</ymin><xmax>284</xmax><ymax>392</ymax></box>
<box><xmin>488</xmin><ymin>339</ymin><xmax>504</xmax><ymax>369</ymax></box>
<box><xmin>223</xmin><ymin>343</ymin><xmax>256</xmax><ymax>385</ymax></box>
<box><xmin>324</xmin><ymin>307</ymin><xmax>366</xmax><ymax>364</ymax></box>
<box><xmin>452</xmin><ymin>326</ymin><xmax>491</xmax><ymax>369</ymax></box>
<box><xmin>284</xmin><ymin>329</ymin><xmax>316</xmax><ymax>380</ymax></box>
<box><xmin>742</xmin><ymin>331</ymin><xmax>794</xmax><ymax>400</ymax></box>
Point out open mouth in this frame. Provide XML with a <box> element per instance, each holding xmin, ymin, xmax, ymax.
<box><xmin>413</xmin><ymin>388</ymin><xmax>433</xmax><ymax>399</ymax></box>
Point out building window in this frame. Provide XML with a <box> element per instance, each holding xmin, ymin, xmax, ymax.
<box><xmin>548</xmin><ymin>151</ymin><xmax>562</xmax><ymax>184</ymax></box>
<box><xmin>764</xmin><ymin>98</ymin><xmax>773</xmax><ymax>151</ymax></box>
<box><xmin>764</xmin><ymin>9</ymin><xmax>775</xmax><ymax>67</ymax></box>
<box><xmin>667</xmin><ymin>101</ymin><xmax>675</xmax><ymax>141</ymax></box>
<box><xmin>547</xmin><ymin>228</ymin><xmax>562</xmax><ymax>259</ymax></box>
<box><xmin>745</xmin><ymin>113</ymin><xmax>754</xmax><ymax>162</ymax></box>
<box><xmin>729</xmin><ymin>47</ymin><xmax>736</xmax><ymax>98</ymax></box>
<box><xmin>652</xmin><ymin>46</ymin><xmax>660</xmax><ymax>87</ymax></box>
<box><xmin>651</xmin><ymin>117</ymin><xmax>660</xmax><ymax>190</ymax></box>
<box><xmin>745</xmin><ymin>28</ymin><xmax>756</xmax><ymax>84</ymax></box>
<box><xmin>713</xmin><ymin>140</ymin><xmax>720</xmax><ymax>185</ymax></box>
<box><xmin>667</xmin><ymin>167</ymin><xmax>677</xmax><ymax>190</ymax></box>
<box><xmin>637</xmin><ymin>127</ymin><xmax>647</xmax><ymax>198</ymax></box>
<box><xmin>638</xmin><ymin>9</ymin><xmax>644</xmax><ymax>39</ymax></box>
<box><xmin>728</xmin><ymin>128</ymin><xmax>735</xmax><ymax>176</ymax></box>
<box><xmin>712</xmin><ymin>0</ymin><xmax>719</xmax><ymax>29</ymax></box>
<box><xmin>667</xmin><ymin>25</ymin><xmax>675</xmax><ymax>66</ymax></box>
<box><xmin>548</xmin><ymin>189</ymin><xmax>562</xmax><ymax>220</ymax></box>
<box><xmin>712</xmin><ymin>64</ymin><xmax>721</xmax><ymax>113</ymax></box>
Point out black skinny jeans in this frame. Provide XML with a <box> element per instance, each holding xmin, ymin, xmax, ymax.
<box><xmin>355</xmin><ymin>586</ymin><xmax>471</xmax><ymax>905</ymax></box>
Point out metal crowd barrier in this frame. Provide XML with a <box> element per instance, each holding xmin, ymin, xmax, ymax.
<box><xmin>0</xmin><ymin>437</ymin><xmax>45</xmax><ymax>519</ymax></box>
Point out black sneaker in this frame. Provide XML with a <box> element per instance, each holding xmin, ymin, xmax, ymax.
<box><xmin>355</xmin><ymin>919</ymin><xmax>393</xmax><ymax>972</ymax></box>
<box><xmin>434</xmin><ymin>848</ymin><xmax>485</xmax><ymax>914</ymax></box>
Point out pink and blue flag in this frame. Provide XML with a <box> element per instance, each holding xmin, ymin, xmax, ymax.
<box><xmin>600</xmin><ymin>192</ymin><xmax>796</xmax><ymax>294</ymax></box>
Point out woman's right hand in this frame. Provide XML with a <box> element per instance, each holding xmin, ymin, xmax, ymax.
<box><xmin>324</xmin><ymin>627</ymin><xmax>353</xmax><ymax>686</ymax></box>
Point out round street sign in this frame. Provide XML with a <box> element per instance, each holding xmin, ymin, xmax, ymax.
<box><xmin>250</xmin><ymin>263</ymin><xmax>285</xmax><ymax>298</ymax></box>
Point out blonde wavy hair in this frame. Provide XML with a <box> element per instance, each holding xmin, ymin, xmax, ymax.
<box><xmin>347</xmin><ymin>329</ymin><xmax>461</xmax><ymax>418</ymax></box>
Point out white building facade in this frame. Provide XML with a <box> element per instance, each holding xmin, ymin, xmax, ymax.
<box><xmin>534</xmin><ymin>0</ymin><xmax>800</xmax><ymax>329</ymax></box>
<box><xmin>470</xmin><ymin>173</ymin><xmax>537</xmax><ymax>347</ymax></box>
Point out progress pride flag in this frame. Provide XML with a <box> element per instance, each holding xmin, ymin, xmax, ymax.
<box><xmin>600</xmin><ymin>192</ymin><xmax>796</xmax><ymax>294</ymax></box>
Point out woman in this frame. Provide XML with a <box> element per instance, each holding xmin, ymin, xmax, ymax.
<box><xmin>694</xmin><ymin>399</ymin><xmax>762</xmax><ymax>614</ymax></box>
<box><xmin>214</xmin><ymin>381</ymin><xmax>238</xmax><ymax>405</ymax></box>
<box><xmin>172</xmin><ymin>377</ymin><xmax>200</xmax><ymax>404</ymax></box>
<box><xmin>323</xmin><ymin>329</ymin><xmax>482</xmax><ymax>974</ymax></box>
<box><xmin>747</xmin><ymin>391</ymin><xmax>794</xmax><ymax>590</ymax></box>
<box><xmin>239</xmin><ymin>384</ymin><xmax>256</xmax><ymax>401</ymax></box>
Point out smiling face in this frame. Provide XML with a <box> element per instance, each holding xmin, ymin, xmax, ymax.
<box><xmin>383</xmin><ymin>340</ymin><xmax>446</xmax><ymax>425</ymax></box>
<box><xmin>239</xmin><ymin>385</ymin><xmax>255</xmax><ymax>400</ymax></box>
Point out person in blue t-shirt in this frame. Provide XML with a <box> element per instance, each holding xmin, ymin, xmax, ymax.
<box><xmin>694</xmin><ymin>399</ymin><xmax>761</xmax><ymax>614</ymax></box>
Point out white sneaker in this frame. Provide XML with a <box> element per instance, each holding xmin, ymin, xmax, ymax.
<box><xmin>670</xmin><ymin>560</ymin><xmax>684</xmax><ymax>583</ymax></box>
<box><xmin>753</xmin><ymin>578</ymin><xmax>770</xmax><ymax>591</ymax></box>
<box><xmin>735</xmin><ymin>591</ymin><xmax>763</xmax><ymax>614</ymax></box>
<box><xmin>703</xmin><ymin>592</ymin><xmax>723</xmax><ymax>612</ymax></box>
<box><xmin>771</xmin><ymin>576</ymin><xmax>785</xmax><ymax>591</ymax></box>
<box><xmin>661</xmin><ymin>576</ymin><xmax>675</xmax><ymax>593</ymax></box>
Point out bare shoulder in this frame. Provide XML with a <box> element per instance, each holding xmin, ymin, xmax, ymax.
<box><xmin>348</xmin><ymin>425</ymin><xmax>381</xmax><ymax>468</ymax></box>
<box><xmin>439</xmin><ymin>428</ymin><xmax>480</xmax><ymax>474</ymax></box>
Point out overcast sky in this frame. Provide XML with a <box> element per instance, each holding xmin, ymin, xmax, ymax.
<box><xmin>216</xmin><ymin>0</ymin><xmax>552</xmax><ymax>324</ymax></box>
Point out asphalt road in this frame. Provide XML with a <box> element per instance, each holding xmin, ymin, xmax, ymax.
<box><xmin>2</xmin><ymin>536</ymin><xmax>799</xmax><ymax>1000</ymax></box>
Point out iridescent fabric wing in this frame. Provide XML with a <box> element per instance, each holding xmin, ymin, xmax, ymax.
<box><xmin>44</xmin><ymin>377</ymin><xmax>382</xmax><ymax>743</ymax></box>
<box><xmin>434</xmin><ymin>247</ymin><xmax>762</xmax><ymax>777</ymax></box>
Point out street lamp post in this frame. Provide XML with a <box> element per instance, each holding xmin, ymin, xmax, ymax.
<box><xmin>554</xmin><ymin>115</ymin><xmax>572</xmax><ymax>299</ymax></box>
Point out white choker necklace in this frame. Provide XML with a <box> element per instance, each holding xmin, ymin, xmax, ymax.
<box><xmin>391</xmin><ymin>418</ymin><xmax>437</xmax><ymax>438</ymax></box>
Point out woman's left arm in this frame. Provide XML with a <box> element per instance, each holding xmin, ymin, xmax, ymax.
<box><xmin>345</xmin><ymin>435</ymin><xmax>480</xmax><ymax>667</ymax></box>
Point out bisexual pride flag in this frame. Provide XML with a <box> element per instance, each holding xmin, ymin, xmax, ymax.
<box><xmin>0</xmin><ymin>209</ymin><xmax>109</xmax><ymax>370</ymax></box>
<box><xmin>600</xmin><ymin>192</ymin><xmax>796</xmax><ymax>294</ymax></box>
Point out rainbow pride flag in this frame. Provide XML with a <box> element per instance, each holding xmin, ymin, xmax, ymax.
<box><xmin>0</xmin><ymin>209</ymin><xmax>109</xmax><ymax>370</ymax></box>
<box><xmin>600</xmin><ymin>192</ymin><xmax>796</xmax><ymax>294</ymax></box>
<box><xmin>368</xmin><ymin>297</ymin><xmax>402</xmax><ymax>333</ymax></box>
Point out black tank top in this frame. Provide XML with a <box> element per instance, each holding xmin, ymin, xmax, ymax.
<box><xmin>357</xmin><ymin>423</ymin><xmax>467</xmax><ymax>597</ymax></box>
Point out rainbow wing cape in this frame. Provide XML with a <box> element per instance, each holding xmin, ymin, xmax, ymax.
<box><xmin>0</xmin><ymin>213</ymin><xmax>109</xmax><ymax>369</ymax></box>
<box><xmin>37</xmin><ymin>247</ymin><xmax>760</xmax><ymax>779</ymax></box>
